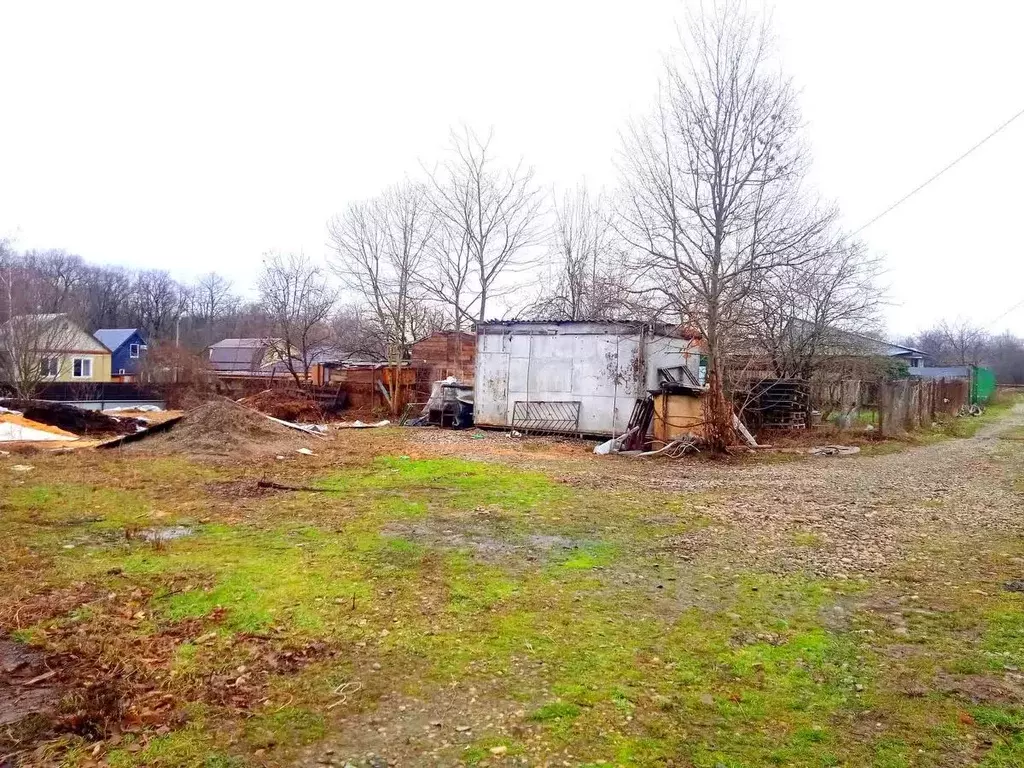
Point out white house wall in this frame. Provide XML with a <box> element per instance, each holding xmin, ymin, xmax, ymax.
<box><xmin>474</xmin><ymin>323</ymin><xmax>698</xmax><ymax>435</ymax></box>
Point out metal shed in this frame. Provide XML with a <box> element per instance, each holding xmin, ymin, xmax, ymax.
<box><xmin>473</xmin><ymin>320</ymin><xmax>704</xmax><ymax>436</ymax></box>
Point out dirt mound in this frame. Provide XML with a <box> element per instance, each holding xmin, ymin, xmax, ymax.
<box><xmin>237</xmin><ymin>388</ymin><xmax>327</xmax><ymax>423</ymax></box>
<box><xmin>129</xmin><ymin>399</ymin><xmax>312</xmax><ymax>458</ymax></box>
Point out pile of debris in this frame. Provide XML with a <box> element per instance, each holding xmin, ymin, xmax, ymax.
<box><xmin>0</xmin><ymin>399</ymin><xmax>144</xmax><ymax>436</ymax></box>
<box><xmin>1</xmin><ymin>407</ymin><xmax>78</xmax><ymax>443</ymax></box>
<box><xmin>237</xmin><ymin>389</ymin><xmax>329</xmax><ymax>423</ymax></box>
<box><xmin>116</xmin><ymin>399</ymin><xmax>315</xmax><ymax>458</ymax></box>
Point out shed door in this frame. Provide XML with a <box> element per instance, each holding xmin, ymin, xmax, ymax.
<box><xmin>474</xmin><ymin>333</ymin><xmax>511</xmax><ymax>426</ymax></box>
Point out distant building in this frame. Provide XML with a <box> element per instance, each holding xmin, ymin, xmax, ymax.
<box><xmin>0</xmin><ymin>314</ymin><xmax>112</xmax><ymax>383</ymax></box>
<box><xmin>207</xmin><ymin>338</ymin><xmax>289</xmax><ymax>375</ymax></box>
<box><xmin>94</xmin><ymin>328</ymin><xmax>147</xmax><ymax>381</ymax></box>
<box><xmin>860</xmin><ymin>336</ymin><xmax>926</xmax><ymax>369</ymax></box>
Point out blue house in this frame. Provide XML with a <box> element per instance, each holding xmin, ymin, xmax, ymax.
<box><xmin>94</xmin><ymin>328</ymin><xmax>148</xmax><ymax>380</ymax></box>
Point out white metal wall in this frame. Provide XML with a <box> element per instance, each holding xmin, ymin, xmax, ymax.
<box><xmin>473</xmin><ymin>323</ymin><xmax>702</xmax><ymax>435</ymax></box>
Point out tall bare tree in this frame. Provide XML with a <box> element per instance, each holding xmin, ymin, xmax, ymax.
<box><xmin>424</xmin><ymin>127</ymin><xmax>544</xmax><ymax>324</ymax></box>
<box><xmin>191</xmin><ymin>273</ymin><xmax>238</xmax><ymax>324</ymax></box>
<box><xmin>258</xmin><ymin>251</ymin><xmax>338</xmax><ymax>386</ymax></box>
<box><xmin>617</xmin><ymin>2</ymin><xmax>833</xmax><ymax>449</ymax></box>
<box><xmin>0</xmin><ymin>314</ymin><xmax>84</xmax><ymax>397</ymax></box>
<box><xmin>528</xmin><ymin>185</ymin><xmax>633</xmax><ymax>321</ymax></box>
<box><xmin>189</xmin><ymin>272</ymin><xmax>240</xmax><ymax>347</ymax></box>
<box><xmin>131</xmin><ymin>270</ymin><xmax>181</xmax><ymax>338</ymax></box>
<box><xmin>417</xmin><ymin>221</ymin><xmax>475</xmax><ymax>330</ymax></box>
<box><xmin>0</xmin><ymin>245</ymin><xmax>83</xmax><ymax>395</ymax></box>
<box><xmin>328</xmin><ymin>182</ymin><xmax>435</xmax><ymax>411</ymax></box>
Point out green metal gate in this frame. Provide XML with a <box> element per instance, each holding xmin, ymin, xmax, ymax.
<box><xmin>971</xmin><ymin>366</ymin><xmax>996</xmax><ymax>404</ymax></box>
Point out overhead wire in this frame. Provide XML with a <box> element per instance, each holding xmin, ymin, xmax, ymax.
<box><xmin>849</xmin><ymin>105</ymin><xmax>1024</xmax><ymax>237</ymax></box>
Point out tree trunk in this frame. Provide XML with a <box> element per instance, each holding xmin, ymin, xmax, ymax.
<box><xmin>702</xmin><ymin>312</ymin><xmax>735</xmax><ymax>452</ymax></box>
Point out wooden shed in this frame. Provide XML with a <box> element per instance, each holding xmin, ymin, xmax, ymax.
<box><xmin>410</xmin><ymin>331</ymin><xmax>475</xmax><ymax>383</ymax></box>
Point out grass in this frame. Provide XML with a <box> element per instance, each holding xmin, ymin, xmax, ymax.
<box><xmin>2</xmin><ymin>419</ymin><xmax>1023</xmax><ymax>767</ymax></box>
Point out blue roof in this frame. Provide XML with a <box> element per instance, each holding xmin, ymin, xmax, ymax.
<box><xmin>94</xmin><ymin>328</ymin><xmax>142</xmax><ymax>352</ymax></box>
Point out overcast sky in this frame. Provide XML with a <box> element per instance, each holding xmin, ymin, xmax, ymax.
<box><xmin>1</xmin><ymin>1</ymin><xmax>1022</xmax><ymax>338</ymax></box>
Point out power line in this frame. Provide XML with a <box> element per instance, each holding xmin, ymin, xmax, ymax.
<box><xmin>984</xmin><ymin>296</ymin><xmax>1024</xmax><ymax>330</ymax></box>
<box><xmin>850</xmin><ymin>105</ymin><xmax>1024</xmax><ymax>237</ymax></box>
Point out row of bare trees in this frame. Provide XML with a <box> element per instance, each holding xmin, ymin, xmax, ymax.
<box><xmin>904</xmin><ymin>320</ymin><xmax>1024</xmax><ymax>384</ymax></box>
<box><xmin>316</xmin><ymin>2</ymin><xmax>897</xmax><ymax>446</ymax></box>
<box><xmin>16</xmin><ymin>4</ymin><xmax>1010</xmax><ymax>440</ymax></box>
<box><xmin>4</xmin><ymin>3</ymin><xmax>890</xmax><ymax>442</ymax></box>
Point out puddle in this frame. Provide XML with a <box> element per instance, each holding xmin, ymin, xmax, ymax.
<box><xmin>383</xmin><ymin>523</ymin><xmax>584</xmax><ymax>561</ymax></box>
<box><xmin>139</xmin><ymin>525</ymin><xmax>194</xmax><ymax>543</ymax></box>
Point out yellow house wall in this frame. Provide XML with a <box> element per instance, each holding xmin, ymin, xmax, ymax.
<box><xmin>50</xmin><ymin>352</ymin><xmax>112</xmax><ymax>383</ymax></box>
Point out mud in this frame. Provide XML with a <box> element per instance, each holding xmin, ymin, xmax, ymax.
<box><xmin>382</xmin><ymin>522</ymin><xmax>585</xmax><ymax>562</ymax></box>
<box><xmin>138</xmin><ymin>525</ymin><xmax>194</xmax><ymax>543</ymax></box>
<box><xmin>0</xmin><ymin>639</ymin><xmax>60</xmax><ymax>728</ymax></box>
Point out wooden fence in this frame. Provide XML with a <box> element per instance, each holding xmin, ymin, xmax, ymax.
<box><xmin>877</xmin><ymin>378</ymin><xmax>969</xmax><ymax>436</ymax></box>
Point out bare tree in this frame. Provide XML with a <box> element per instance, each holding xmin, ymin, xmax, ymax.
<box><xmin>617</xmin><ymin>2</ymin><xmax>833</xmax><ymax>449</ymax></box>
<box><xmin>940</xmin><ymin>318</ymin><xmax>988</xmax><ymax>366</ymax></box>
<box><xmin>0</xmin><ymin>248</ymin><xmax>83</xmax><ymax>395</ymax></box>
<box><xmin>328</xmin><ymin>182</ymin><xmax>435</xmax><ymax>412</ymax></box>
<box><xmin>80</xmin><ymin>265</ymin><xmax>133</xmax><ymax>330</ymax></box>
<box><xmin>905</xmin><ymin>319</ymin><xmax>989</xmax><ymax>366</ymax></box>
<box><xmin>986</xmin><ymin>332</ymin><xmax>1024</xmax><ymax>385</ymax></box>
<box><xmin>191</xmin><ymin>273</ymin><xmax>238</xmax><ymax>324</ymax></box>
<box><xmin>745</xmin><ymin>236</ymin><xmax>884</xmax><ymax>378</ymax></box>
<box><xmin>130</xmin><ymin>270</ymin><xmax>181</xmax><ymax>338</ymax></box>
<box><xmin>417</xmin><ymin>221</ymin><xmax>475</xmax><ymax>330</ymax></box>
<box><xmin>330</xmin><ymin>304</ymin><xmax>388</xmax><ymax>360</ymax></box>
<box><xmin>528</xmin><ymin>185</ymin><xmax>633</xmax><ymax>321</ymax></box>
<box><xmin>424</xmin><ymin>126</ymin><xmax>544</xmax><ymax>324</ymax></box>
<box><xmin>0</xmin><ymin>314</ymin><xmax>85</xmax><ymax>396</ymax></box>
<box><xmin>258</xmin><ymin>251</ymin><xmax>338</xmax><ymax>386</ymax></box>
<box><xmin>902</xmin><ymin>327</ymin><xmax>948</xmax><ymax>364</ymax></box>
<box><xmin>22</xmin><ymin>249</ymin><xmax>87</xmax><ymax>316</ymax></box>
<box><xmin>188</xmin><ymin>272</ymin><xmax>240</xmax><ymax>347</ymax></box>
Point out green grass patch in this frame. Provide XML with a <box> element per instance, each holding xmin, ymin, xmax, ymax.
<box><xmin>530</xmin><ymin>701</ymin><xmax>582</xmax><ymax>722</ymax></box>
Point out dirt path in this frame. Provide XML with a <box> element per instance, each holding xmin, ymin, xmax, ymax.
<box><xmin>410</xmin><ymin>407</ymin><xmax>1024</xmax><ymax>577</ymax></box>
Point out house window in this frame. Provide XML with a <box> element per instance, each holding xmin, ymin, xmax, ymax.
<box><xmin>118</xmin><ymin>368</ymin><xmax>126</xmax><ymax>375</ymax></box>
<box><xmin>72</xmin><ymin>357</ymin><xmax>93</xmax><ymax>379</ymax></box>
<box><xmin>129</xmin><ymin>343</ymin><xmax>140</xmax><ymax>358</ymax></box>
<box><xmin>39</xmin><ymin>357</ymin><xmax>59</xmax><ymax>377</ymax></box>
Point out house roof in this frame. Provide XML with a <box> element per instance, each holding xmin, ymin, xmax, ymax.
<box><xmin>786</xmin><ymin>320</ymin><xmax>926</xmax><ymax>358</ymax></box>
<box><xmin>477</xmin><ymin>319</ymin><xmax>701</xmax><ymax>339</ymax></box>
<box><xmin>208</xmin><ymin>338</ymin><xmax>286</xmax><ymax>372</ymax></box>
<box><xmin>852</xmin><ymin>334</ymin><xmax>926</xmax><ymax>357</ymax></box>
<box><xmin>94</xmin><ymin>328</ymin><xmax>143</xmax><ymax>352</ymax></box>
<box><xmin>209</xmin><ymin>338</ymin><xmax>277</xmax><ymax>349</ymax></box>
<box><xmin>1</xmin><ymin>314</ymin><xmax>109</xmax><ymax>354</ymax></box>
